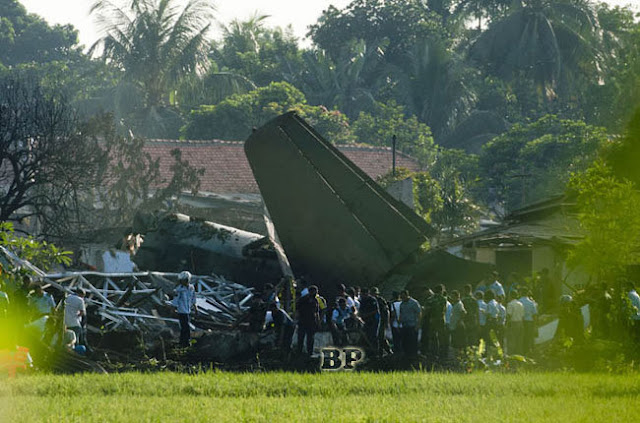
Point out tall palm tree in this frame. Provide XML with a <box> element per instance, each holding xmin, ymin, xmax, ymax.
<box><xmin>219</xmin><ymin>13</ymin><xmax>270</xmax><ymax>55</ymax></box>
<box><xmin>386</xmin><ymin>38</ymin><xmax>477</xmax><ymax>140</ymax></box>
<box><xmin>90</xmin><ymin>0</ymin><xmax>214</xmax><ymax>136</ymax></box>
<box><xmin>469</xmin><ymin>0</ymin><xmax>603</xmax><ymax>101</ymax></box>
<box><xmin>297</xmin><ymin>39</ymin><xmax>386</xmax><ymax>118</ymax></box>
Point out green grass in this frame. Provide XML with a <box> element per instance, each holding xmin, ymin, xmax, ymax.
<box><xmin>1</xmin><ymin>372</ymin><xmax>639</xmax><ymax>422</ymax></box>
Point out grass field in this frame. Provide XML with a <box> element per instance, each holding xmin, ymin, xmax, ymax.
<box><xmin>1</xmin><ymin>371</ymin><xmax>639</xmax><ymax>422</ymax></box>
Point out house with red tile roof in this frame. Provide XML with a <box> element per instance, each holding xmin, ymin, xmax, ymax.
<box><xmin>143</xmin><ymin>140</ymin><xmax>422</xmax><ymax>194</ymax></box>
<box><xmin>142</xmin><ymin>139</ymin><xmax>424</xmax><ymax>234</ymax></box>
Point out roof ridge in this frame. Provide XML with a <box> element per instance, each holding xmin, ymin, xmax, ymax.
<box><xmin>146</xmin><ymin>139</ymin><xmax>244</xmax><ymax>145</ymax></box>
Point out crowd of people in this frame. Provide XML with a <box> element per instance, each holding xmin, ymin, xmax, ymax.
<box><xmin>2</xmin><ymin>267</ymin><xmax>640</xmax><ymax>365</ymax></box>
<box><xmin>249</xmin><ymin>270</ymin><xmax>640</xmax><ymax>360</ymax></box>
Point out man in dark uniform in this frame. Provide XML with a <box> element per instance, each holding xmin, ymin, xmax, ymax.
<box><xmin>296</xmin><ymin>285</ymin><xmax>320</xmax><ymax>355</ymax></box>
<box><xmin>359</xmin><ymin>287</ymin><xmax>380</xmax><ymax>355</ymax></box>
<box><xmin>420</xmin><ymin>289</ymin><xmax>434</xmax><ymax>355</ymax></box>
<box><xmin>372</xmin><ymin>287</ymin><xmax>391</xmax><ymax>355</ymax></box>
<box><xmin>428</xmin><ymin>284</ymin><xmax>448</xmax><ymax>358</ymax></box>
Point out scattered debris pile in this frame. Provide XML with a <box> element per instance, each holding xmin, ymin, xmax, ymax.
<box><xmin>0</xmin><ymin>246</ymin><xmax>255</xmax><ymax>347</ymax></box>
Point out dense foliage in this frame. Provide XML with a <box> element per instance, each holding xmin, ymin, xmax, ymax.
<box><xmin>0</xmin><ymin>0</ymin><xmax>639</xmax><ymax>245</ymax></box>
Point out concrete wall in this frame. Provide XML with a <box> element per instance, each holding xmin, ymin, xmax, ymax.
<box><xmin>386</xmin><ymin>177</ymin><xmax>415</xmax><ymax>210</ymax></box>
<box><xmin>532</xmin><ymin>246</ymin><xmax>555</xmax><ymax>274</ymax></box>
<box><xmin>475</xmin><ymin>248</ymin><xmax>496</xmax><ymax>265</ymax></box>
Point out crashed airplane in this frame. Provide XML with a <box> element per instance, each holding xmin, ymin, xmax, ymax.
<box><xmin>245</xmin><ymin>112</ymin><xmax>436</xmax><ymax>291</ymax></box>
<box><xmin>130</xmin><ymin>112</ymin><xmax>487</xmax><ymax>295</ymax></box>
<box><xmin>132</xmin><ymin>212</ymin><xmax>282</xmax><ymax>287</ymax></box>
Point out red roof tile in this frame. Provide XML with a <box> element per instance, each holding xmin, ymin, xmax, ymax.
<box><xmin>143</xmin><ymin>140</ymin><xmax>422</xmax><ymax>194</ymax></box>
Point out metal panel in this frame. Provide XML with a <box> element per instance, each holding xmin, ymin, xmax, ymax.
<box><xmin>245</xmin><ymin>112</ymin><xmax>432</xmax><ymax>287</ymax></box>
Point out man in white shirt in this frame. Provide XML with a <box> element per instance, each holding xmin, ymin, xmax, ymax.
<box><xmin>172</xmin><ymin>271</ymin><xmax>196</xmax><ymax>347</ymax></box>
<box><xmin>64</xmin><ymin>288</ymin><xmax>86</xmax><ymax>346</ymax></box>
<box><xmin>519</xmin><ymin>290</ymin><xmax>538</xmax><ymax>354</ymax></box>
<box><xmin>506</xmin><ymin>291</ymin><xmax>525</xmax><ymax>355</ymax></box>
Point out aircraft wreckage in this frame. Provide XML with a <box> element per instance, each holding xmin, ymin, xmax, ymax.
<box><xmin>132</xmin><ymin>112</ymin><xmax>486</xmax><ymax>296</ymax></box>
<box><xmin>2</xmin><ymin>113</ymin><xmax>491</xmax><ymax>371</ymax></box>
<box><xmin>245</xmin><ymin>112</ymin><xmax>436</xmax><ymax>292</ymax></box>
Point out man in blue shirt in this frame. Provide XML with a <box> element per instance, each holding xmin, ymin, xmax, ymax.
<box><xmin>330</xmin><ymin>297</ymin><xmax>353</xmax><ymax>347</ymax></box>
<box><xmin>28</xmin><ymin>285</ymin><xmax>56</xmax><ymax>319</ymax></box>
<box><xmin>626</xmin><ymin>281</ymin><xmax>640</xmax><ymax>341</ymax></box>
<box><xmin>489</xmin><ymin>271</ymin><xmax>506</xmax><ymax>298</ymax></box>
<box><xmin>399</xmin><ymin>290</ymin><xmax>422</xmax><ymax>358</ymax></box>
<box><xmin>172</xmin><ymin>271</ymin><xmax>196</xmax><ymax>347</ymax></box>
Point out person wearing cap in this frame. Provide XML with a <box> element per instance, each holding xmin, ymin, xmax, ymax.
<box><xmin>173</xmin><ymin>271</ymin><xmax>197</xmax><ymax>347</ymax></box>
<box><xmin>64</xmin><ymin>288</ymin><xmax>86</xmax><ymax>347</ymax></box>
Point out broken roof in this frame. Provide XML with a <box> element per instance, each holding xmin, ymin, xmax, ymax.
<box><xmin>143</xmin><ymin>140</ymin><xmax>423</xmax><ymax>194</ymax></box>
<box><xmin>443</xmin><ymin>195</ymin><xmax>583</xmax><ymax>248</ymax></box>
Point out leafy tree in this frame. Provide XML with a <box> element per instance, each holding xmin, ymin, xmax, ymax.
<box><xmin>290</xmin><ymin>104</ymin><xmax>355</xmax><ymax>145</ymax></box>
<box><xmin>425</xmin><ymin>147</ymin><xmax>482</xmax><ymax>239</ymax></box>
<box><xmin>352</xmin><ymin>101</ymin><xmax>436</xmax><ymax>165</ymax></box>
<box><xmin>607</xmin><ymin>106</ymin><xmax>640</xmax><ymax>189</ymax></box>
<box><xmin>309</xmin><ymin>0</ymin><xmax>446</xmax><ymax>64</ymax></box>
<box><xmin>90</xmin><ymin>0</ymin><xmax>215</xmax><ymax>137</ymax></box>
<box><xmin>210</xmin><ymin>14</ymin><xmax>304</xmax><ymax>87</ymax></box>
<box><xmin>430</xmin><ymin>172</ymin><xmax>480</xmax><ymax>241</ymax></box>
<box><xmin>78</xmin><ymin>114</ymin><xmax>204</xmax><ymax>234</ymax></box>
<box><xmin>377</xmin><ymin>161</ymin><xmax>479</xmax><ymax>240</ymax></box>
<box><xmin>0</xmin><ymin>0</ymin><xmax>83</xmax><ymax>66</ymax></box>
<box><xmin>479</xmin><ymin>115</ymin><xmax>607</xmax><ymax>212</ymax></box>
<box><xmin>175</xmin><ymin>67</ymin><xmax>257</xmax><ymax>114</ymax></box>
<box><xmin>183</xmin><ymin>81</ymin><xmax>306</xmax><ymax>140</ymax></box>
<box><xmin>182</xmin><ymin>81</ymin><xmax>354</xmax><ymax>144</ymax></box>
<box><xmin>453</xmin><ymin>0</ymin><xmax>512</xmax><ymax>29</ymax></box>
<box><xmin>567</xmin><ymin>161</ymin><xmax>640</xmax><ymax>282</ymax></box>
<box><xmin>581</xmin><ymin>4</ymin><xmax>640</xmax><ymax>131</ymax></box>
<box><xmin>0</xmin><ymin>222</ymin><xmax>72</xmax><ymax>271</ymax></box>
<box><xmin>377</xmin><ymin>168</ymin><xmax>443</xmax><ymax>225</ymax></box>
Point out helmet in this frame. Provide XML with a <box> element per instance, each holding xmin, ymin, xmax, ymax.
<box><xmin>560</xmin><ymin>294</ymin><xmax>573</xmax><ymax>304</ymax></box>
<box><xmin>178</xmin><ymin>271</ymin><xmax>192</xmax><ymax>282</ymax></box>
